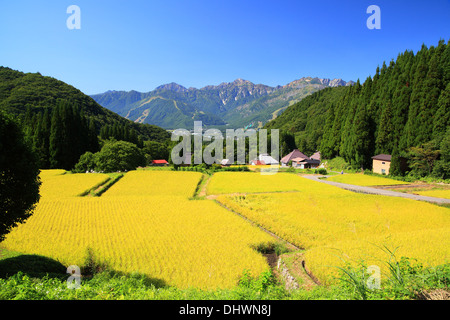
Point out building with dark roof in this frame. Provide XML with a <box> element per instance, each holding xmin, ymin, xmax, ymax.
<box><xmin>371</xmin><ymin>154</ymin><xmax>391</xmax><ymax>174</ymax></box>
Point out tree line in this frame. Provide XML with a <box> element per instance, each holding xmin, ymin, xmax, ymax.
<box><xmin>21</xmin><ymin>100</ymin><xmax>171</xmax><ymax>172</ymax></box>
<box><xmin>22</xmin><ymin>101</ymin><xmax>99</xmax><ymax>170</ymax></box>
<box><xmin>266</xmin><ymin>39</ymin><xmax>450</xmax><ymax>178</ymax></box>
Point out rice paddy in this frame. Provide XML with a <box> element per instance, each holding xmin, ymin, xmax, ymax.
<box><xmin>1</xmin><ymin>169</ymin><xmax>448</xmax><ymax>289</ymax></box>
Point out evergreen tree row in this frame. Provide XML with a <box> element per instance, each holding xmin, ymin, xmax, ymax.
<box><xmin>267</xmin><ymin>39</ymin><xmax>450</xmax><ymax>176</ymax></box>
<box><xmin>21</xmin><ymin>100</ymin><xmax>164</xmax><ymax>171</ymax></box>
<box><xmin>320</xmin><ymin>39</ymin><xmax>449</xmax><ymax>172</ymax></box>
<box><xmin>99</xmin><ymin>123</ymin><xmax>143</xmax><ymax>148</ymax></box>
<box><xmin>22</xmin><ymin>101</ymin><xmax>99</xmax><ymax>170</ymax></box>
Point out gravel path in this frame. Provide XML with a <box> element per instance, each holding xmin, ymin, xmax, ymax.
<box><xmin>302</xmin><ymin>175</ymin><xmax>450</xmax><ymax>205</ymax></box>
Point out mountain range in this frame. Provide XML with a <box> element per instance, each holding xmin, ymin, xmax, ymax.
<box><xmin>91</xmin><ymin>77</ymin><xmax>354</xmax><ymax>130</ymax></box>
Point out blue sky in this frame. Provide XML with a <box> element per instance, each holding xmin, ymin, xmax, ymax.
<box><xmin>0</xmin><ymin>0</ymin><xmax>449</xmax><ymax>94</ymax></box>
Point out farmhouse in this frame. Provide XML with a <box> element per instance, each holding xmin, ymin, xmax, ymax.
<box><xmin>371</xmin><ymin>154</ymin><xmax>391</xmax><ymax>175</ymax></box>
<box><xmin>151</xmin><ymin>160</ymin><xmax>169</xmax><ymax>166</ymax></box>
<box><xmin>281</xmin><ymin>149</ymin><xmax>321</xmax><ymax>168</ymax></box>
<box><xmin>250</xmin><ymin>160</ymin><xmax>266</xmax><ymax>165</ymax></box>
<box><xmin>310</xmin><ymin>151</ymin><xmax>321</xmax><ymax>161</ymax></box>
<box><xmin>291</xmin><ymin>158</ymin><xmax>321</xmax><ymax>169</ymax></box>
<box><xmin>280</xmin><ymin>149</ymin><xmax>310</xmax><ymax>166</ymax></box>
<box><xmin>249</xmin><ymin>153</ymin><xmax>279</xmax><ymax>166</ymax></box>
<box><xmin>258</xmin><ymin>153</ymin><xmax>279</xmax><ymax>165</ymax></box>
<box><xmin>220</xmin><ymin>159</ymin><xmax>232</xmax><ymax>167</ymax></box>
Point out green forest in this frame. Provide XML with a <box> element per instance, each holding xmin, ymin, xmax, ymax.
<box><xmin>265</xmin><ymin>39</ymin><xmax>450</xmax><ymax>178</ymax></box>
<box><xmin>0</xmin><ymin>67</ymin><xmax>171</xmax><ymax>171</ymax></box>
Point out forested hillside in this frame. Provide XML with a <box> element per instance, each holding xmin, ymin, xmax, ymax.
<box><xmin>0</xmin><ymin>67</ymin><xmax>169</xmax><ymax>142</ymax></box>
<box><xmin>265</xmin><ymin>39</ymin><xmax>450</xmax><ymax>177</ymax></box>
<box><xmin>0</xmin><ymin>67</ymin><xmax>170</xmax><ymax>170</ymax></box>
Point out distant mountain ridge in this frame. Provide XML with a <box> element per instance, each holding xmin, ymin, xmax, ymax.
<box><xmin>91</xmin><ymin>77</ymin><xmax>353</xmax><ymax>129</ymax></box>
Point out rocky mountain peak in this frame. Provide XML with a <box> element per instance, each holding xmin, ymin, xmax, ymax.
<box><xmin>232</xmin><ymin>78</ymin><xmax>252</xmax><ymax>85</ymax></box>
<box><xmin>155</xmin><ymin>82</ymin><xmax>188</xmax><ymax>93</ymax></box>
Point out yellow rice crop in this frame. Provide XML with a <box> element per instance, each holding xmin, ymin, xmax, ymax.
<box><xmin>1</xmin><ymin>170</ymin><xmax>273</xmax><ymax>289</ymax></box>
<box><xmin>218</xmin><ymin>191</ymin><xmax>450</xmax><ymax>248</ymax></box>
<box><xmin>39</xmin><ymin>169</ymin><xmax>66</xmax><ymax>178</ymax></box>
<box><xmin>5</xmin><ymin>169</ymin><xmax>447</xmax><ymax>288</ymax></box>
<box><xmin>38</xmin><ymin>170</ymin><xmax>110</xmax><ymax>200</ymax></box>
<box><xmin>102</xmin><ymin>170</ymin><xmax>202</xmax><ymax>198</ymax></box>
<box><xmin>325</xmin><ymin>173</ymin><xmax>409</xmax><ymax>186</ymax></box>
<box><xmin>216</xmin><ymin>175</ymin><xmax>450</xmax><ymax>284</ymax></box>
<box><xmin>207</xmin><ymin>171</ymin><xmax>342</xmax><ymax>195</ymax></box>
<box><xmin>415</xmin><ymin>189</ymin><xmax>450</xmax><ymax>199</ymax></box>
<box><xmin>247</xmin><ymin>165</ymin><xmax>281</xmax><ymax>171</ymax></box>
<box><xmin>304</xmin><ymin>228</ymin><xmax>450</xmax><ymax>285</ymax></box>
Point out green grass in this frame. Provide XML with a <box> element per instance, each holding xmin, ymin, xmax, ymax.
<box><xmin>190</xmin><ymin>173</ymin><xmax>210</xmax><ymax>199</ymax></box>
<box><xmin>0</xmin><ymin>248</ymin><xmax>448</xmax><ymax>300</ymax></box>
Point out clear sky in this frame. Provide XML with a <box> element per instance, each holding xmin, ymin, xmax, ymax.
<box><xmin>0</xmin><ymin>0</ymin><xmax>449</xmax><ymax>95</ymax></box>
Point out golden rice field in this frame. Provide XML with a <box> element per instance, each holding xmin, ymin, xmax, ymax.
<box><xmin>215</xmin><ymin>173</ymin><xmax>450</xmax><ymax>285</ymax></box>
<box><xmin>415</xmin><ymin>189</ymin><xmax>450</xmax><ymax>199</ymax></box>
<box><xmin>304</xmin><ymin>227</ymin><xmax>449</xmax><ymax>285</ymax></box>
<box><xmin>1</xmin><ymin>170</ymin><xmax>273</xmax><ymax>289</ymax></box>
<box><xmin>39</xmin><ymin>169</ymin><xmax>66</xmax><ymax>178</ymax></box>
<box><xmin>325</xmin><ymin>173</ymin><xmax>409</xmax><ymax>186</ymax></box>
<box><xmin>2</xmin><ymin>169</ymin><xmax>449</xmax><ymax>289</ymax></box>
<box><xmin>38</xmin><ymin>171</ymin><xmax>110</xmax><ymax>200</ymax></box>
<box><xmin>247</xmin><ymin>165</ymin><xmax>281</xmax><ymax>171</ymax></box>
<box><xmin>207</xmin><ymin>171</ymin><xmax>341</xmax><ymax>195</ymax></box>
<box><xmin>102</xmin><ymin>170</ymin><xmax>202</xmax><ymax>198</ymax></box>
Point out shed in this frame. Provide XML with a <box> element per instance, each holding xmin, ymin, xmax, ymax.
<box><xmin>250</xmin><ymin>160</ymin><xmax>266</xmax><ymax>165</ymax></box>
<box><xmin>371</xmin><ymin>154</ymin><xmax>391</xmax><ymax>175</ymax></box>
<box><xmin>151</xmin><ymin>160</ymin><xmax>169</xmax><ymax>166</ymax></box>
<box><xmin>258</xmin><ymin>153</ymin><xmax>279</xmax><ymax>165</ymax></box>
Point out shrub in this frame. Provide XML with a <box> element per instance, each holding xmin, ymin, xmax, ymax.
<box><xmin>325</xmin><ymin>157</ymin><xmax>349</xmax><ymax>171</ymax></box>
<box><xmin>315</xmin><ymin>168</ymin><xmax>327</xmax><ymax>175</ymax></box>
<box><xmin>95</xmin><ymin>140</ymin><xmax>146</xmax><ymax>173</ymax></box>
<box><xmin>73</xmin><ymin>152</ymin><xmax>96</xmax><ymax>173</ymax></box>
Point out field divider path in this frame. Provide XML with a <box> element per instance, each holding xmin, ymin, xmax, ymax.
<box><xmin>210</xmin><ymin>195</ymin><xmax>301</xmax><ymax>251</ymax></box>
<box><xmin>93</xmin><ymin>173</ymin><xmax>125</xmax><ymax>197</ymax></box>
<box><xmin>206</xmin><ymin>190</ymin><xmax>300</xmax><ymax>201</ymax></box>
<box><xmin>76</xmin><ymin>176</ymin><xmax>112</xmax><ymax>197</ymax></box>
<box><xmin>211</xmin><ymin>194</ymin><xmax>324</xmax><ymax>288</ymax></box>
<box><xmin>192</xmin><ymin>174</ymin><xmax>212</xmax><ymax>199</ymax></box>
<box><xmin>303</xmin><ymin>174</ymin><xmax>450</xmax><ymax>205</ymax></box>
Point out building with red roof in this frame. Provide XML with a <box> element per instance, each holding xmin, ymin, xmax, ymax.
<box><xmin>151</xmin><ymin>160</ymin><xmax>169</xmax><ymax>166</ymax></box>
<box><xmin>250</xmin><ymin>160</ymin><xmax>266</xmax><ymax>165</ymax></box>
